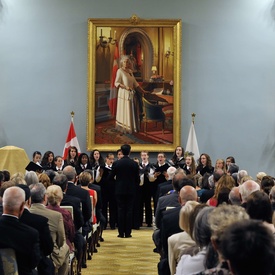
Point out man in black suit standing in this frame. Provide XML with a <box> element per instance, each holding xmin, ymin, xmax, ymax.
<box><xmin>110</xmin><ymin>144</ymin><xmax>140</xmax><ymax>238</ymax></box>
<box><xmin>0</xmin><ymin>186</ymin><xmax>40</xmax><ymax>275</ymax></box>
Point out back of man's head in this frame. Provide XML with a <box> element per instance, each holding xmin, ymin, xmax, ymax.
<box><xmin>167</xmin><ymin>167</ymin><xmax>177</xmax><ymax>180</ymax></box>
<box><xmin>24</xmin><ymin>171</ymin><xmax>39</xmax><ymax>186</ymax></box>
<box><xmin>213</xmin><ymin>169</ymin><xmax>224</xmax><ymax>183</ymax></box>
<box><xmin>30</xmin><ymin>182</ymin><xmax>46</xmax><ymax>204</ymax></box>
<box><xmin>220</xmin><ymin>219</ymin><xmax>275</xmax><ymax>275</ymax></box>
<box><xmin>239</xmin><ymin>180</ymin><xmax>260</xmax><ymax>203</ymax></box>
<box><xmin>179</xmin><ymin>185</ymin><xmax>198</xmax><ymax>205</ymax></box>
<box><xmin>237</xmin><ymin>170</ymin><xmax>248</xmax><ymax>184</ymax></box>
<box><xmin>52</xmin><ymin>174</ymin><xmax>68</xmax><ymax>192</ymax></box>
<box><xmin>246</xmin><ymin>190</ymin><xmax>273</xmax><ymax>224</ymax></box>
<box><xmin>44</xmin><ymin>169</ymin><xmax>57</xmax><ymax>183</ymax></box>
<box><xmin>173</xmin><ymin>174</ymin><xmax>194</xmax><ymax>193</ymax></box>
<box><xmin>227</xmin><ymin>163</ymin><xmax>239</xmax><ymax>175</ymax></box>
<box><xmin>17</xmin><ymin>184</ymin><xmax>31</xmax><ymax>202</ymax></box>
<box><xmin>3</xmin><ymin>186</ymin><xmax>25</xmax><ymax>216</ymax></box>
<box><xmin>121</xmin><ymin>144</ymin><xmax>131</xmax><ymax>155</ymax></box>
<box><xmin>229</xmin><ymin>187</ymin><xmax>241</xmax><ymax>205</ymax></box>
<box><xmin>63</xmin><ymin>165</ymin><xmax>76</xmax><ymax>181</ymax></box>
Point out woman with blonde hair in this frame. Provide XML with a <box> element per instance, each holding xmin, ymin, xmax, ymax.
<box><xmin>46</xmin><ymin>185</ymin><xmax>75</xmax><ymax>253</ymax></box>
<box><xmin>215</xmin><ymin>158</ymin><xmax>226</xmax><ymax>173</ymax></box>
<box><xmin>79</xmin><ymin>171</ymin><xmax>97</xmax><ymax>225</ymax></box>
<box><xmin>168</xmin><ymin>201</ymin><xmax>199</xmax><ymax>275</ymax></box>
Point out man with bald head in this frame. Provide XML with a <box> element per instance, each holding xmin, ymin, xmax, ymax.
<box><xmin>0</xmin><ymin>186</ymin><xmax>40</xmax><ymax>274</ymax></box>
<box><xmin>229</xmin><ymin>186</ymin><xmax>241</xmax><ymax>205</ymax></box>
<box><xmin>158</xmin><ymin>185</ymin><xmax>198</xmax><ymax>274</ymax></box>
<box><xmin>239</xmin><ymin>180</ymin><xmax>260</xmax><ymax>207</ymax></box>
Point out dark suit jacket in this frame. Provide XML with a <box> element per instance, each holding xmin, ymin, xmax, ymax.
<box><xmin>20</xmin><ymin>208</ymin><xmax>53</xmax><ymax>257</ymax></box>
<box><xmin>200</xmin><ymin>189</ymin><xmax>214</xmax><ymax>203</ymax></box>
<box><xmin>110</xmin><ymin>156</ymin><xmax>140</xmax><ymax>195</ymax></box>
<box><xmin>0</xmin><ymin>215</ymin><xmax>40</xmax><ymax>275</ymax></box>
<box><xmin>66</xmin><ymin>181</ymin><xmax>92</xmax><ymax>223</ymax></box>
<box><xmin>161</xmin><ymin>205</ymin><xmax>182</xmax><ymax>258</ymax></box>
<box><xmin>157</xmin><ymin>179</ymin><xmax>173</xmax><ymax>198</ymax></box>
<box><xmin>155</xmin><ymin>192</ymin><xmax>180</xmax><ymax>229</ymax></box>
<box><xmin>61</xmin><ymin>194</ymin><xmax>84</xmax><ymax>230</ymax></box>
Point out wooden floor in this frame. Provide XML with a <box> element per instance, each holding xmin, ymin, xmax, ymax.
<box><xmin>81</xmin><ymin>227</ymin><xmax>159</xmax><ymax>275</ymax></box>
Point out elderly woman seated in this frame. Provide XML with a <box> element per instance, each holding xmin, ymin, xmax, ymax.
<box><xmin>46</xmin><ymin>185</ymin><xmax>75</xmax><ymax>252</ymax></box>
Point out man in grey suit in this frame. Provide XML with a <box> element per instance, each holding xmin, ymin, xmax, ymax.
<box><xmin>29</xmin><ymin>183</ymin><xmax>69</xmax><ymax>275</ymax></box>
<box><xmin>110</xmin><ymin>144</ymin><xmax>140</xmax><ymax>238</ymax></box>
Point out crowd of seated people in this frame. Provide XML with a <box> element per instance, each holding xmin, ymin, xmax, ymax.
<box><xmin>151</xmin><ymin>151</ymin><xmax>275</xmax><ymax>275</ymax></box>
<box><xmin>0</xmin><ymin>146</ymin><xmax>275</xmax><ymax>275</ymax></box>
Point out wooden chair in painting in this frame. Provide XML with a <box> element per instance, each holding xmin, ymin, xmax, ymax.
<box><xmin>141</xmin><ymin>97</ymin><xmax>165</xmax><ymax>135</ymax></box>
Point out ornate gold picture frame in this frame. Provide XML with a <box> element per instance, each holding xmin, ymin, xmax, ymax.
<box><xmin>87</xmin><ymin>15</ymin><xmax>181</xmax><ymax>152</ymax></box>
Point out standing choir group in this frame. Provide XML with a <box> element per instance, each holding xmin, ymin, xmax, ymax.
<box><xmin>0</xmin><ymin>144</ymin><xmax>275</xmax><ymax>275</ymax></box>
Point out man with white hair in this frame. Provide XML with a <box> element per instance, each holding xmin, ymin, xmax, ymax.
<box><xmin>239</xmin><ymin>180</ymin><xmax>260</xmax><ymax>206</ymax></box>
<box><xmin>237</xmin><ymin>170</ymin><xmax>248</xmax><ymax>185</ymax></box>
<box><xmin>157</xmin><ymin>166</ymin><xmax>177</xmax><ymax>199</ymax></box>
<box><xmin>229</xmin><ymin>186</ymin><xmax>241</xmax><ymax>205</ymax></box>
<box><xmin>0</xmin><ymin>186</ymin><xmax>40</xmax><ymax>274</ymax></box>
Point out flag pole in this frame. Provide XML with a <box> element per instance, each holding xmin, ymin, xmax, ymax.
<box><xmin>191</xmin><ymin>113</ymin><xmax>196</xmax><ymax>124</ymax></box>
<box><xmin>71</xmin><ymin>111</ymin><xmax>74</xmax><ymax>122</ymax></box>
<box><xmin>63</xmin><ymin>111</ymin><xmax>81</xmax><ymax>160</ymax></box>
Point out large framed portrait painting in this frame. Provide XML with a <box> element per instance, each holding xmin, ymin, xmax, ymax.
<box><xmin>87</xmin><ymin>15</ymin><xmax>182</xmax><ymax>152</ymax></box>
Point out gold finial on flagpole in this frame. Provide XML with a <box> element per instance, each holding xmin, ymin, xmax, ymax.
<box><xmin>191</xmin><ymin>113</ymin><xmax>196</xmax><ymax>124</ymax></box>
<box><xmin>70</xmin><ymin>111</ymin><xmax>75</xmax><ymax>122</ymax></box>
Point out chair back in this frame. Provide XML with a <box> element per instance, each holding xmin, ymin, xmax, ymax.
<box><xmin>90</xmin><ymin>196</ymin><xmax>94</xmax><ymax>223</ymax></box>
<box><xmin>60</xmin><ymin>205</ymin><xmax>74</xmax><ymax>220</ymax></box>
<box><xmin>0</xmin><ymin>248</ymin><xmax>18</xmax><ymax>275</ymax></box>
<box><xmin>143</xmin><ymin>97</ymin><xmax>165</xmax><ymax>121</ymax></box>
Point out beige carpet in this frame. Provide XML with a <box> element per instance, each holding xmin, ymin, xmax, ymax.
<box><xmin>82</xmin><ymin>227</ymin><xmax>159</xmax><ymax>275</ymax></box>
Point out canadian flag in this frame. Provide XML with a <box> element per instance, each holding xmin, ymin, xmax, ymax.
<box><xmin>62</xmin><ymin>117</ymin><xmax>81</xmax><ymax>160</ymax></box>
